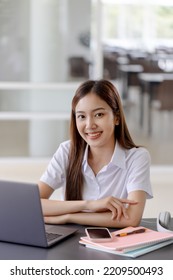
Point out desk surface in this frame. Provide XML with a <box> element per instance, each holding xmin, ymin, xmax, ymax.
<box><xmin>1</xmin><ymin>219</ymin><xmax>173</xmax><ymax>260</ymax></box>
<box><xmin>138</xmin><ymin>72</ymin><xmax>173</xmax><ymax>83</ymax></box>
<box><xmin>119</xmin><ymin>64</ymin><xmax>143</xmax><ymax>72</ymax></box>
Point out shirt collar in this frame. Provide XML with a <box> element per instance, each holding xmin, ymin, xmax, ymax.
<box><xmin>110</xmin><ymin>141</ymin><xmax>126</xmax><ymax>169</ymax></box>
<box><xmin>82</xmin><ymin>141</ymin><xmax>126</xmax><ymax>170</ymax></box>
<box><xmin>83</xmin><ymin>144</ymin><xmax>89</xmax><ymax>164</ymax></box>
<box><xmin>82</xmin><ymin>145</ymin><xmax>90</xmax><ymax>173</ymax></box>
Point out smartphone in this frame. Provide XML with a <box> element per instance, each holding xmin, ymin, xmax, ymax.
<box><xmin>85</xmin><ymin>227</ymin><xmax>113</xmax><ymax>242</ymax></box>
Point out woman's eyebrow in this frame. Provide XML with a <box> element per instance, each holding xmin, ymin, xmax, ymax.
<box><xmin>76</xmin><ymin>107</ymin><xmax>106</xmax><ymax>114</ymax></box>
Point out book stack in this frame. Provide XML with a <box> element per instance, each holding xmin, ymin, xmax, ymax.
<box><xmin>79</xmin><ymin>226</ymin><xmax>173</xmax><ymax>258</ymax></box>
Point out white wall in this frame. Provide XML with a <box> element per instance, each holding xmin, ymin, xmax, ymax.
<box><xmin>143</xmin><ymin>166</ymin><xmax>173</xmax><ymax>218</ymax></box>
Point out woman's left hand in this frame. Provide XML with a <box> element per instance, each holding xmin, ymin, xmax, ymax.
<box><xmin>86</xmin><ymin>196</ymin><xmax>138</xmax><ymax>221</ymax></box>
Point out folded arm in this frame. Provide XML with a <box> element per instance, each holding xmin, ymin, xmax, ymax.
<box><xmin>67</xmin><ymin>190</ymin><xmax>146</xmax><ymax>227</ymax></box>
<box><xmin>38</xmin><ymin>181</ymin><xmax>146</xmax><ymax>228</ymax></box>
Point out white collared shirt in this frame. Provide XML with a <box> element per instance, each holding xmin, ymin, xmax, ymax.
<box><xmin>40</xmin><ymin>140</ymin><xmax>153</xmax><ymax>200</ymax></box>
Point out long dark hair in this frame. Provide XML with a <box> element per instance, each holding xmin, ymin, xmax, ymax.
<box><xmin>65</xmin><ymin>79</ymin><xmax>138</xmax><ymax>200</ymax></box>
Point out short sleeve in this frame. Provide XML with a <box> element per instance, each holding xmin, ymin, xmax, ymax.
<box><xmin>40</xmin><ymin>140</ymin><xmax>70</xmax><ymax>190</ymax></box>
<box><xmin>126</xmin><ymin>148</ymin><xmax>153</xmax><ymax>199</ymax></box>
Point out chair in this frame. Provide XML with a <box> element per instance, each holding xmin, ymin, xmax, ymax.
<box><xmin>103</xmin><ymin>53</ymin><xmax>118</xmax><ymax>79</ymax></box>
<box><xmin>156</xmin><ymin>80</ymin><xmax>173</xmax><ymax>110</ymax></box>
<box><xmin>68</xmin><ymin>56</ymin><xmax>90</xmax><ymax>79</ymax></box>
<box><xmin>151</xmin><ymin>79</ymin><xmax>173</xmax><ymax>135</ymax></box>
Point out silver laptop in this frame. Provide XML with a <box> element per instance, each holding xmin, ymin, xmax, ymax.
<box><xmin>0</xmin><ymin>180</ymin><xmax>77</xmax><ymax>247</ymax></box>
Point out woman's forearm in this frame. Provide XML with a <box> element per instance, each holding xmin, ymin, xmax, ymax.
<box><xmin>41</xmin><ymin>196</ymin><xmax>137</xmax><ymax>218</ymax></box>
<box><xmin>67</xmin><ymin>198</ymin><xmax>144</xmax><ymax>227</ymax></box>
<box><xmin>44</xmin><ymin>210</ymin><xmax>140</xmax><ymax>228</ymax></box>
<box><xmin>41</xmin><ymin>199</ymin><xmax>88</xmax><ymax>216</ymax></box>
<box><xmin>67</xmin><ymin>211</ymin><xmax>137</xmax><ymax>228</ymax></box>
<box><xmin>44</xmin><ymin>211</ymin><xmax>120</xmax><ymax>227</ymax></box>
<box><xmin>42</xmin><ymin>191</ymin><xmax>145</xmax><ymax>227</ymax></box>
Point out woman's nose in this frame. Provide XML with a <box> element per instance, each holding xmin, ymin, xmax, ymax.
<box><xmin>86</xmin><ymin>117</ymin><xmax>96</xmax><ymax>129</ymax></box>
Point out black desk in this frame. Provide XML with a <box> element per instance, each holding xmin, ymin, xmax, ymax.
<box><xmin>1</xmin><ymin>219</ymin><xmax>173</xmax><ymax>260</ymax></box>
<box><xmin>138</xmin><ymin>72</ymin><xmax>173</xmax><ymax>134</ymax></box>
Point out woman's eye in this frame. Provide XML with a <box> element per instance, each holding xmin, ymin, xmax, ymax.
<box><xmin>77</xmin><ymin>115</ymin><xmax>85</xmax><ymax>120</ymax></box>
<box><xmin>95</xmin><ymin>112</ymin><xmax>103</xmax><ymax>118</ymax></box>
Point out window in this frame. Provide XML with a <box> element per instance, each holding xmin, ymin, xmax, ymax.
<box><xmin>101</xmin><ymin>0</ymin><xmax>173</xmax><ymax>50</ymax></box>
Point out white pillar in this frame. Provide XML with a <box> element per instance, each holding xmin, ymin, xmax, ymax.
<box><xmin>92</xmin><ymin>0</ymin><xmax>103</xmax><ymax>79</ymax></box>
<box><xmin>29</xmin><ymin>0</ymin><xmax>68</xmax><ymax>157</ymax></box>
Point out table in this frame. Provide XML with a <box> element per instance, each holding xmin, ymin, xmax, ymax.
<box><xmin>1</xmin><ymin>219</ymin><xmax>173</xmax><ymax>260</ymax></box>
<box><xmin>118</xmin><ymin>64</ymin><xmax>143</xmax><ymax>99</ymax></box>
<box><xmin>138</xmin><ymin>72</ymin><xmax>173</xmax><ymax>134</ymax></box>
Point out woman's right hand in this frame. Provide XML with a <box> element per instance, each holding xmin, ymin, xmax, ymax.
<box><xmin>86</xmin><ymin>196</ymin><xmax>138</xmax><ymax>221</ymax></box>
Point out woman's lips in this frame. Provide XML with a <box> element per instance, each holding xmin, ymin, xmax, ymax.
<box><xmin>86</xmin><ymin>132</ymin><xmax>102</xmax><ymax>139</ymax></box>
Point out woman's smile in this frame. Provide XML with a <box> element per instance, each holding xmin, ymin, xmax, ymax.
<box><xmin>86</xmin><ymin>131</ymin><xmax>103</xmax><ymax>140</ymax></box>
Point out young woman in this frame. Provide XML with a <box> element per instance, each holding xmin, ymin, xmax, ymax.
<box><xmin>38</xmin><ymin>79</ymin><xmax>153</xmax><ymax>228</ymax></box>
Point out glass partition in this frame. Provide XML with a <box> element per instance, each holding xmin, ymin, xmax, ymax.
<box><xmin>0</xmin><ymin>84</ymin><xmax>78</xmax><ymax>157</ymax></box>
<box><xmin>0</xmin><ymin>0</ymin><xmax>173</xmax><ymax>164</ymax></box>
<box><xmin>0</xmin><ymin>0</ymin><xmax>93</xmax><ymax>83</ymax></box>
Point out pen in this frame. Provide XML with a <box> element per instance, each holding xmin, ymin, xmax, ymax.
<box><xmin>116</xmin><ymin>228</ymin><xmax>146</xmax><ymax>237</ymax></box>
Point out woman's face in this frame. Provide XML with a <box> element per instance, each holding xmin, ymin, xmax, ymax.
<box><xmin>75</xmin><ymin>92</ymin><xmax>119</xmax><ymax>150</ymax></box>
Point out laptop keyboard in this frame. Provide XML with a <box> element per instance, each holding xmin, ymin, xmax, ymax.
<box><xmin>46</xmin><ymin>232</ymin><xmax>62</xmax><ymax>242</ymax></box>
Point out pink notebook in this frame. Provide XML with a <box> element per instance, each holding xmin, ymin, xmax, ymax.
<box><xmin>80</xmin><ymin>226</ymin><xmax>173</xmax><ymax>252</ymax></box>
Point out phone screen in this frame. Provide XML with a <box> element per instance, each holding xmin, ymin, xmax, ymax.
<box><xmin>86</xmin><ymin>228</ymin><xmax>112</xmax><ymax>239</ymax></box>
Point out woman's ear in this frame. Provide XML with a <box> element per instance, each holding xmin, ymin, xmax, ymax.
<box><xmin>114</xmin><ymin>116</ymin><xmax>120</xmax><ymax>126</ymax></box>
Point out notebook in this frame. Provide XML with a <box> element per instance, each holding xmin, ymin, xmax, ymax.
<box><xmin>81</xmin><ymin>239</ymin><xmax>173</xmax><ymax>258</ymax></box>
<box><xmin>80</xmin><ymin>226</ymin><xmax>173</xmax><ymax>257</ymax></box>
<box><xmin>0</xmin><ymin>180</ymin><xmax>77</xmax><ymax>247</ymax></box>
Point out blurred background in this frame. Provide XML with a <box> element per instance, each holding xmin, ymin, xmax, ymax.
<box><xmin>0</xmin><ymin>0</ymin><xmax>173</xmax><ymax>217</ymax></box>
